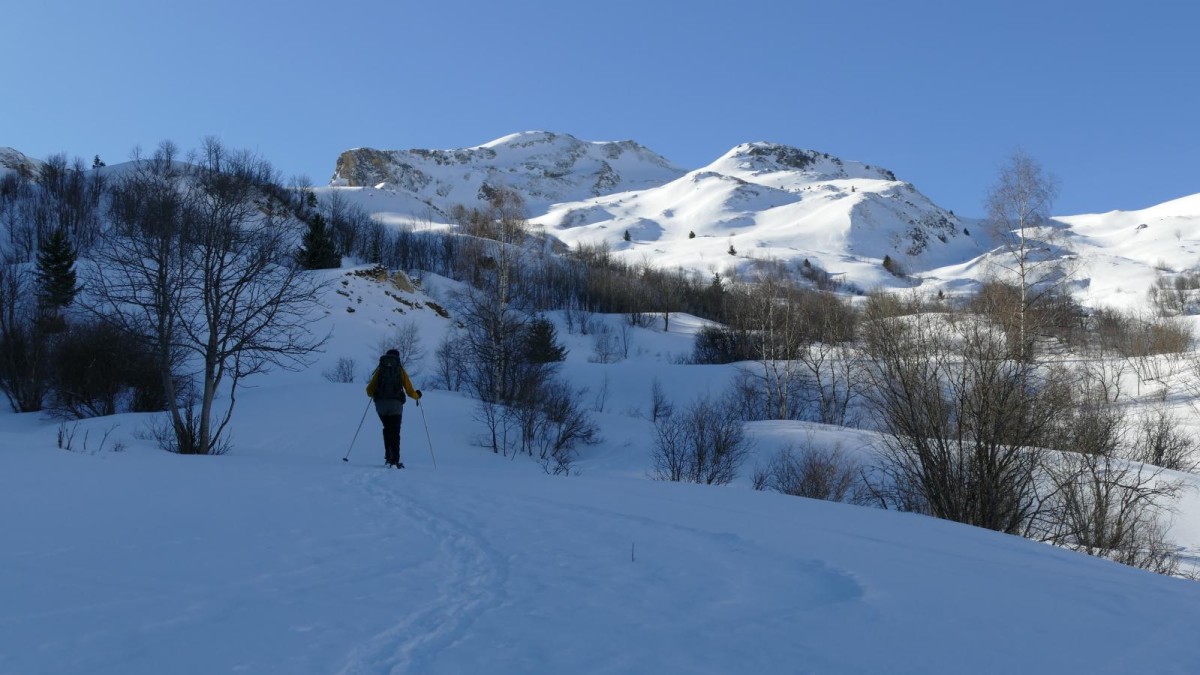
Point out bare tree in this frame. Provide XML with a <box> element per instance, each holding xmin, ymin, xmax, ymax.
<box><xmin>434</xmin><ymin>332</ymin><xmax>468</xmax><ymax>391</ymax></box>
<box><xmin>1133</xmin><ymin>405</ymin><xmax>1197</xmax><ymax>473</ymax></box>
<box><xmin>794</xmin><ymin>294</ymin><xmax>862</xmax><ymax>426</ymax></box>
<box><xmin>861</xmin><ymin>307</ymin><xmax>1068</xmax><ymax>534</ymax></box>
<box><xmin>862</xmin><ymin>294</ymin><xmax>1188</xmax><ymax>572</ymax></box>
<box><xmin>523</xmin><ymin>378</ymin><xmax>599</xmax><ymax>475</ymax></box>
<box><xmin>984</xmin><ymin>150</ymin><xmax>1064</xmax><ymax>361</ymax></box>
<box><xmin>89</xmin><ymin>140</ymin><xmax>326</xmax><ymax>455</ymax></box>
<box><xmin>450</xmin><ymin>187</ymin><xmax>535</xmax><ymax>406</ymax></box>
<box><xmin>89</xmin><ymin>142</ymin><xmax>192</xmax><ymax>439</ymax></box>
<box><xmin>0</xmin><ymin>260</ymin><xmax>51</xmax><ymax>412</ymax></box>
<box><xmin>322</xmin><ymin>357</ymin><xmax>358</xmax><ymax>384</ymax></box>
<box><xmin>1045</xmin><ymin>437</ymin><xmax>1184</xmax><ymax>574</ymax></box>
<box><xmin>376</xmin><ymin>320</ymin><xmax>425</xmax><ymax>378</ymax></box>
<box><xmin>648</xmin><ymin>377</ymin><xmax>673</xmax><ymax>422</ymax></box>
<box><xmin>590</xmin><ymin>323</ymin><xmax>620</xmax><ymax>364</ymax></box>
<box><xmin>735</xmin><ymin>272</ymin><xmax>807</xmax><ymax>420</ymax></box>
<box><xmin>730</xmin><ymin>272</ymin><xmax>858</xmax><ymax>423</ymax></box>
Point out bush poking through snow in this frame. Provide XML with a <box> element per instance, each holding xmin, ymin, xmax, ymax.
<box><xmin>322</xmin><ymin>357</ymin><xmax>357</xmax><ymax>384</ymax></box>
<box><xmin>752</xmin><ymin>442</ymin><xmax>870</xmax><ymax>505</ymax></box>
<box><xmin>651</xmin><ymin>394</ymin><xmax>752</xmax><ymax>485</ymax></box>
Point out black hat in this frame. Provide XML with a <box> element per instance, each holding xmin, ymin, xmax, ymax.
<box><xmin>386</xmin><ymin>349</ymin><xmax>399</xmax><ymax>356</ymax></box>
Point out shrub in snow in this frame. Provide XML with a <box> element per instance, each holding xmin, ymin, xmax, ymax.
<box><xmin>651</xmin><ymin>394</ymin><xmax>752</xmax><ymax>485</ymax></box>
<box><xmin>322</xmin><ymin>357</ymin><xmax>357</xmax><ymax>384</ymax></box>
<box><xmin>752</xmin><ymin>442</ymin><xmax>869</xmax><ymax>505</ymax></box>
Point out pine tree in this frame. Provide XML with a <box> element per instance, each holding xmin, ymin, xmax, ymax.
<box><xmin>36</xmin><ymin>228</ymin><xmax>80</xmax><ymax>315</ymax></box>
<box><xmin>523</xmin><ymin>317</ymin><xmax>567</xmax><ymax>363</ymax></box>
<box><xmin>298</xmin><ymin>213</ymin><xmax>340</xmax><ymax>269</ymax></box>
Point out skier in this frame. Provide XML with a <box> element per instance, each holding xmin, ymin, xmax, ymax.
<box><xmin>365</xmin><ymin>349</ymin><xmax>422</xmax><ymax>468</ymax></box>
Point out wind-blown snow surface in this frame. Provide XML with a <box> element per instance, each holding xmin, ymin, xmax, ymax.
<box><xmin>4</xmin><ymin>269</ymin><xmax>1200</xmax><ymax>674</ymax></box>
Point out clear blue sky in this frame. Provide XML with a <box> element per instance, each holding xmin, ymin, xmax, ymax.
<box><xmin>2</xmin><ymin>0</ymin><xmax>1196</xmax><ymax>216</ymax></box>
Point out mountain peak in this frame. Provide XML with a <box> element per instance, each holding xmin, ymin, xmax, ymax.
<box><xmin>716</xmin><ymin>142</ymin><xmax>898</xmax><ymax>182</ymax></box>
<box><xmin>330</xmin><ymin>132</ymin><xmax>686</xmax><ymax>211</ymax></box>
<box><xmin>474</xmin><ymin>130</ymin><xmax>575</xmax><ymax>150</ymax></box>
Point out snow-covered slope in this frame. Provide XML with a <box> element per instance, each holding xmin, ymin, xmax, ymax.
<box><xmin>534</xmin><ymin>142</ymin><xmax>980</xmax><ymax>287</ymax></box>
<box><xmin>1052</xmin><ymin>194</ymin><xmax>1200</xmax><ymax>309</ymax></box>
<box><xmin>3</xmin><ymin>266</ymin><xmax>1200</xmax><ymax>673</ymax></box>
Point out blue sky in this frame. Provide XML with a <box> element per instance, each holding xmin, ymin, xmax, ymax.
<box><xmin>2</xmin><ymin>0</ymin><xmax>1196</xmax><ymax>216</ymax></box>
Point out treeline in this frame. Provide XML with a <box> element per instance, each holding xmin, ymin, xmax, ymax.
<box><xmin>677</xmin><ymin>275</ymin><xmax>1197</xmax><ymax>575</ymax></box>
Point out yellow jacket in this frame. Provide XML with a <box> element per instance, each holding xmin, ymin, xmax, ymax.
<box><xmin>366</xmin><ymin>365</ymin><xmax>421</xmax><ymax>400</ymax></box>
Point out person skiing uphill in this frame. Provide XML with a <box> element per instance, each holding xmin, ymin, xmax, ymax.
<box><xmin>366</xmin><ymin>349</ymin><xmax>422</xmax><ymax>468</ymax></box>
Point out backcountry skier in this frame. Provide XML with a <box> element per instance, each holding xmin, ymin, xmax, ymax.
<box><xmin>365</xmin><ymin>349</ymin><xmax>422</xmax><ymax>468</ymax></box>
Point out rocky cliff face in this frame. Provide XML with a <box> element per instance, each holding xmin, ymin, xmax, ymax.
<box><xmin>0</xmin><ymin>147</ymin><xmax>44</xmax><ymax>179</ymax></box>
<box><xmin>330</xmin><ymin>131</ymin><xmax>686</xmax><ymax>213</ymax></box>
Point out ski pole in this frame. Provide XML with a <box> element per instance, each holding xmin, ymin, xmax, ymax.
<box><xmin>417</xmin><ymin>399</ymin><xmax>437</xmax><ymax>469</ymax></box>
<box><xmin>343</xmin><ymin>399</ymin><xmax>373</xmax><ymax>463</ymax></box>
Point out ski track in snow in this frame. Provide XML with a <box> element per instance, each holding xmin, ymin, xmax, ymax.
<box><xmin>337</xmin><ymin>469</ymin><xmax>509</xmax><ymax>674</ymax></box>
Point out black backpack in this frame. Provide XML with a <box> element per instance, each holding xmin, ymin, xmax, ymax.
<box><xmin>375</xmin><ymin>353</ymin><xmax>406</xmax><ymax>402</ymax></box>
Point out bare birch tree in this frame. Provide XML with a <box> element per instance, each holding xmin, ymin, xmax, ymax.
<box><xmin>984</xmin><ymin>150</ymin><xmax>1063</xmax><ymax>361</ymax></box>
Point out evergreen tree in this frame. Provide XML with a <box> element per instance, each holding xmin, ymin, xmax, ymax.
<box><xmin>298</xmin><ymin>213</ymin><xmax>340</xmax><ymax>269</ymax></box>
<box><xmin>523</xmin><ymin>316</ymin><xmax>567</xmax><ymax>363</ymax></box>
<box><xmin>36</xmin><ymin>228</ymin><xmax>80</xmax><ymax>315</ymax></box>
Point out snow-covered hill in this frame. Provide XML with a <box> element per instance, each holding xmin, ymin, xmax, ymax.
<box><xmin>1052</xmin><ymin>194</ymin><xmax>1200</xmax><ymax>309</ymax></box>
<box><xmin>331</xmin><ymin>131</ymin><xmax>686</xmax><ymax>218</ymax></box>
<box><xmin>535</xmin><ymin>142</ymin><xmax>979</xmax><ymax>287</ymax></box>
<box><xmin>4</xmin><ymin>267</ymin><xmax>1200</xmax><ymax>674</ymax></box>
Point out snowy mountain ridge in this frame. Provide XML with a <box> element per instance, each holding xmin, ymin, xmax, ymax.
<box><xmin>331</xmin><ymin>131</ymin><xmax>686</xmax><ymax>216</ymax></box>
<box><xmin>325</xmin><ymin>132</ymin><xmax>978</xmax><ymax>291</ymax></box>
<box><xmin>7</xmin><ymin>133</ymin><xmax>1200</xmax><ymax>308</ymax></box>
<box><xmin>535</xmin><ymin>140</ymin><xmax>973</xmax><ymax>287</ymax></box>
<box><xmin>321</xmin><ymin>132</ymin><xmax>1200</xmax><ymax>308</ymax></box>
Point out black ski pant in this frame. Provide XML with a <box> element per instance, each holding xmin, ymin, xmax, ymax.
<box><xmin>380</xmin><ymin>411</ymin><xmax>403</xmax><ymax>465</ymax></box>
